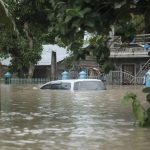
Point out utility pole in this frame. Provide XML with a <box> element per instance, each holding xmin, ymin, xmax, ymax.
<box><xmin>51</xmin><ymin>51</ymin><xmax>57</xmax><ymax>80</ymax></box>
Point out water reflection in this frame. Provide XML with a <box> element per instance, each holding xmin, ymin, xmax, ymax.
<box><xmin>0</xmin><ymin>84</ymin><xmax>150</xmax><ymax>150</ymax></box>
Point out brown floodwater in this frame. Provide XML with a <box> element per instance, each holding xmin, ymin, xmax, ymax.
<box><xmin>0</xmin><ymin>84</ymin><xmax>150</xmax><ymax>150</ymax></box>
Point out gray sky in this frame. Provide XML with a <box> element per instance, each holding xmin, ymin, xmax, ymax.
<box><xmin>0</xmin><ymin>44</ymin><xmax>69</xmax><ymax>66</ymax></box>
<box><xmin>37</xmin><ymin>44</ymin><xmax>69</xmax><ymax>65</ymax></box>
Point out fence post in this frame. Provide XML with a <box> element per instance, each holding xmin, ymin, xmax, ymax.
<box><xmin>121</xmin><ymin>71</ymin><xmax>122</xmax><ymax>85</ymax></box>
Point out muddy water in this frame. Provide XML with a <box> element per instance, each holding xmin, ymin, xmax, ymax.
<box><xmin>0</xmin><ymin>84</ymin><xmax>150</xmax><ymax>150</ymax></box>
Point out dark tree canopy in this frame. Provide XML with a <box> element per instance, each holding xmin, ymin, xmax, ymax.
<box><xmin>46</xmin><ymin>0</ymin><xmax>150</xmax><ymax>61</ymax></box>
<box><xmin>0</xmin><ymin>0</ymin><xmax>51</xmax><ymax>77</ymax></box>
<box><xmin>1</xmin><ymin>0</ymin><xmax>150</xmax><ymax>75</ymax></box>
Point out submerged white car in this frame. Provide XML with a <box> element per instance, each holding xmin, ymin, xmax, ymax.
<box><xmin>40</xmin><ymin>79</ymin><xmax>106</xmax><ymax>91</ymax></box>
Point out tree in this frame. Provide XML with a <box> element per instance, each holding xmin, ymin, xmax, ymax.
<box><xmin>46</xmin><ymin>0</ymin><xmax>124</xmax><ymax>60</ymax></box>
<box><xmin>47</xmin><ymin>0</ymin><xmax>150</xmax><ymax>63</ymax></box>
<box><xmin>0</xmin><ymin>0</ymin><xmax>51</xmax><ymax>78</ymax></box>
<box><xmin>1</xmin><ymin>0</ymin><xmax>150</xmax><ymax>77</ymax></box>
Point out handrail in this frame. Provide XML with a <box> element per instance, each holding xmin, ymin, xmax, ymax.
<box><xmin>109</xmin><ymin>71</ymin><xmax>143</xmax><ymax>85</ymax></box>
<box><xmin>109</xmin><ymin>71</ymin><xmax>135</xmax><ymax>84</ymax></box>
<box><xmin>130</xmin><ymin>58</ymin><xmax>150</xmax><ymax>84</ymax></box>
<box><xmin>111</xmin><ymin>71</ymin><xmax>135</xmax><ymax>78</ymax></box>
<box><xmin>136</xmin><ymin>59</ymin><xmax>150</xmax><ymax>77</ymax></box>
<box><xmin>134</xmin><ymin>34</ymin><xmax>150</xmax><ymax>44</ymax></box>
<box><xmin>136</xmin><ymin>34</ymin><xmax>150</xmax><ymax>37</ymax></box>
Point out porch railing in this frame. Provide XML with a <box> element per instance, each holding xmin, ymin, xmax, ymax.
<box><xmin>134</xmin><ymin>34</ymin><xmax>150</xmax><ymax>44</ymax></box>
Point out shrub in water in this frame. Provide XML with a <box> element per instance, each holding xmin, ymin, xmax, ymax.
<box><xmin>123</xmin><ymin>88</ymin><xmax>150</xmax><ymax>127</ymax></box>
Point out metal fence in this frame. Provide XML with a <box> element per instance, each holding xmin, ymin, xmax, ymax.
<box><xmin>106</xmin><ymin>71</ymin><xmax>144</xmax><ymax>85</ymax></box>
<box><xmin>0</xmin><ymin>71</ymin><xmax>144</xmax><ymax>85</ymax></box>
<box><xmin>0</xmin><ymin>78</ymin><xmax>50</xmax><ymax>85</ymax></box>
<box><xmin>0</xmin><ymin>76</ymin><xmax>102</xmax><ymax>84</ymax></box>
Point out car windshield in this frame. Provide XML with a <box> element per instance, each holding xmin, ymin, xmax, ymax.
<box><xmin>74</xmin><ymin>81</ymin><xmax>105</xmax><ymax>91</ymax></box>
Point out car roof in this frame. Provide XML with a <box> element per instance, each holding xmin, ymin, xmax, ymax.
<box><xmin>40</xmin><ymin>79</ymin><xmax>106</xmax><ymax>91</ymax></box>
<box><xmin>50</xmin><ymin>79</ymin><xmax>103</xmax><ymax>83</ymax></box>
<box><xmin>41</xmin><ymin>79</ymin><xmax>103</xmax><ymax>86</ymax></box>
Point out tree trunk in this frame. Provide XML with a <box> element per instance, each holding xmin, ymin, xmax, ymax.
<box><xmin>51</xmin><ymin>51</ymin><xmax>57</xmax><ymax>80</ymax></box>
<box><xmin>24</xmin><ymin>22</ymin><xmax>35</xmax><ymax>78</ymax></box>
<box><xmin>28</xmin><ymin>62</ymin><xmax>35</xmax><ymax>78</ymax></box>
<box><xmin>0</xmin><ymin>62</ymin><xmax>1</xmax><ymax>111</ymax></box>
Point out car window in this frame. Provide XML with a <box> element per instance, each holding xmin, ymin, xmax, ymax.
<box><xmin>51</xmin><ymin>84</ymin><xmax>61</xmax><ymax>89</ymax></box>
<box><xmin>61</xmin><ymin>82</ymin><xmax>71</xmax><ymax>90</ymax></box>
<box><xmin>40</xmin><ymin>84</ymin><xmax>51</xmax><ymax>89</ymax></box>
<box><xmin>74</xmin><ymin>81</ymin><xmax>105</xmax><ymax>91</ymax></box>
<box><xmin>41</xmin><ymin>82</ymin><xmax>71</xmax><ymax>90</ymax></box>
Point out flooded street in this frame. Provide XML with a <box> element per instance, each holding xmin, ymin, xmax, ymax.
<box><xmin>0</xmin><ymin>84</ymin><xmax>150</xmax><ymax>150</ymax></box>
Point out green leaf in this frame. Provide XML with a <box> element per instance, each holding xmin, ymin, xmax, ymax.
<box><xmin>143</xmin><ymin>87</ymin><xmax>150</xmax><ymax>93</ymax></box>
<box><xmin>122</xmin><ymin>92</ymin><xmax>148</xmax><ymax>127</ymax></box>
<box><xmin>122</xmin><ymin>92</ymin><xmax>136</xmax><ymax>105</ymax></box>
<box><xmin>132</xmin><ymin>99</ymin><xmax>147</xmax><ymax>126</ymax></box>
<box><xmin>146</xmin><ymin>94</ymin><xmax>150</xmax><ymax>103</ymax></box>
<box><xmin>0</xmin><ymin>0</ymin><xmax>17</xmax><ymax>32</ymax></box>
<box><xmin>81</xmin><ymin>7</ymin><xmax>91</xmax><ymax>14</ymax></box>
<box><xmin>71</xmin><ymin>19</ymin><xmax>81</xmax><ymax>28</ymax></box>
<box><xmin>64</xmin><ymin>15</ymin><xmax>73</xmax><ymax>23</ymax></box>
<box><xmin>66</xmin><ymin>8</ymin><xmax>84</xmax><ymax>18</ymax></box>
<box><xmin>85</xmin><ymin>20</ymin><xmax>95</xmax><ymax>28</ymax></box>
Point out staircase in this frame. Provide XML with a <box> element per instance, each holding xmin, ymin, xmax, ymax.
<box><xmin>107</xmin><ymin>71</ymin><xmax>135</xmax><ymax>85</ymax></box>
<box><xmin>107</xmin><ymin>68</ymin><xmax>149</xmax><ymax>85</ymax></box>
<box><xmin>130</xmin><ymin>58</ymin><xmax>150</xmax><ymax>84</ymax></box>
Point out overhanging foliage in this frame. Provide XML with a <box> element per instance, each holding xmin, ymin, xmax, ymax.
<box><xmin>0</xmin><ymin>0</ymin><xmax>16</xmax><ymax>32</ymax></box>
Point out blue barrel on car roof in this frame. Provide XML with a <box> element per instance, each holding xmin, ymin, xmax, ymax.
<box><xmin>145</xmin><ymin>70</ymin><xmax>150</xmax><ymax>87</ymax></box>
